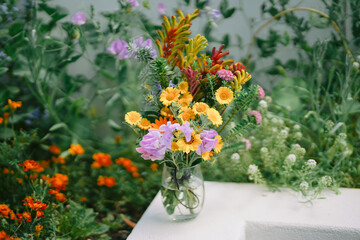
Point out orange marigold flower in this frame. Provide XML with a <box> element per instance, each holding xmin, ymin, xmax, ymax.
<box><xmin>0</xmin><ymin>117</ymin><xmax>3</xmax><ymax>124</ymax></box>
<box><xmin>7</xmin><ymin>99</ymin><xmax>22</xmax><ymax>111</ymax></box>
<box><xmin>92</xmin><ymin>153</ymin><xmax>112</xmax><ymax>168</ymax></box>
<box><xmin>3</xmin><ymin>168</ymin><xmax>9</xmax><ymax>174</ymax></box>
<box><xmin>15</xmin><ymin>213</ymin><xmax>23</xmax><ymax>222</ymax></box>
<box><xmin>68</xmin><ymin>144</ymin><xmax>84</xmax><ymax>155</ymax></box>
<box><xmin>41</xmin><ymin>175</ymin><xmax>51</xmax><ymax>184</ymax></box>
<box><xmin>0</xmin><ymin>204</ymin><xmax>12</xmax><ymax>218</ymax></box>
<box><xmin>132</xmin><ymin>172</ymin><xmax>140</xmax><ymax>178</ymax></box>
<box><xmin>48</xmin><ymin>189</ymin><xmax>59</xmax><ymax>195</ymax></box>
<box><xmin>126</xmin><ymin>166</ymin><xmax>138</xmax><ymax>173</ymax></box>
<box><xmin>0</xmin><ymin>230</ymin><xmax>10</xmax><ymax>239</ymax></box>
<box><xmin>97</xmin><ymin>176</ymin><xmax>105</xmax><ymax>186</ymax></box>
<box><xmin>104</xmin><ymin>176</ymin><xmax>117</xmax><ymax>187</ymax></box>
<box><xmin>97</xmin><ymin>176</ymin><xmax>117</xmax><ymax>187</ymax></box>
<box><xmin>115</xmin><ymin>157</ymin><xmax>126</xmax><ymax>165</ymax></box>
<box><xmin>91</xmin><ymin>161</ymin><xmax>101</xmax><ymax>169</ymax></box>
<box><xmin>122</xmin><ymin>159</ymin><xmax>133</xmax><ymax>168</ymax></box>
<box><xmin>19</xmin><ymin>160</ymin><xmax>41</xmax><ymax>172</ymax></box>
<box><xmin>138</xmin><ymin>178</ymin><xmax>144</xmax><ymax>182</ymax></box>
<box><xmin>115</xmin><ymin>136</ymin><xmax>122</xmax><ymax>143</ymax></box>
<box><xmin>55</xmin><ymin>193</ymin><xmax>67</xmax><ymax>202</ymax></box>
<box><xmin>50</xmin><ymin>173</ymin><xmax>69</xmax><ymax>191</ymax></box>
<box><xmin>3</xmin><ymin>112</ymin><xmax>10</xmax><ymax>121</ymax></box>
<box><xmin>29</xmin><ymin>173</ymin><xmax>38</xmax><ymax>180</ymax></box>
<box><xmin>22</xmin><ymin>212</ymin><xmax>32</xmax><ymax>222</ymax></box>
<box><xmin>49</xmin><ymin>145</ymin><xmax>61</xmax><ymax>154</ymax></box>
<box><xmin>35</xmin><ymin>224</ymin><xmax>43</xmax><ymax>237</ymax></box>
<box><xmin>52</xmin><ymin>156</ymin><xmax>66</xmax><ymax>164</ymax></box>
<box><xmin>151</xmin><ymin>116</ymin><xmax>177</xmax><ymax>129</ymax></box>
<box><xmin>81</xmin><ymin>197</ymin><xmax>88</xmax><ymax>202</ymax></box>
<box><xmin>36</xmin><ymin>211</ymin><xmax>44</xmax><ymax>218</ymax></box>
<box><xmin>150</xmin><ymin>163</ymin><xmax>158</xmax><ymax>172</ymax></box>
<box><xmin>16</xmin><ymin>178</ymin><xmax>23</xmax><ymax>184</ymax></box>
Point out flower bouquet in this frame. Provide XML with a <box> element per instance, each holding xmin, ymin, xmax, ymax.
<box><xmin>124</xmin><ymin>9</ymin><xmax>263</xmax><ymax>221</ymax></box>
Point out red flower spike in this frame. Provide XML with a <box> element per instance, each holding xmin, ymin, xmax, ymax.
<box><xmin>181</xmin><ymin>67</ymin><xmax>202</xmax><ymax>98</ymax></box>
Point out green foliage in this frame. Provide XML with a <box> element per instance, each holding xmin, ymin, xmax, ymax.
<box><xmin>58</xmin><ymin>201</ymin><xmax>110</xmax><ymax>240</ymax></box>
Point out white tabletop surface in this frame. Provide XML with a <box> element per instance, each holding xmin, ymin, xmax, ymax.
<box><xmin>127</xmin><ymin>182</ymin><xmax>360</xmax><ymax>240</ymax></box>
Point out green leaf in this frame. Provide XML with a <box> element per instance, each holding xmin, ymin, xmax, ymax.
<box><xmin>49</xmin><ymin>122</ymin><xmax>67</xmax><ymax>132</ymax></box>
<box><xmin>184</xmin><ymin>0</ymin><xmax>191</xmax><ymax>5</ymax></box>
<box><xmin>224</xmin><ymin>8</ymin><xmax>236</xmax><ymax>18</ymax></box>
<box><xmin>38</xmin><ymin>3</ymin><xmax>68</xmax><ymax>22</ymax></box>
<box><xmin>108</xmin><ymin>119</ymin><xmax>122</xmax><ymax>131</ymax></box>
<box><xmin>222</xmin><ymin>34</ymin><xmax>230</xmax><ymax>48</ymax></box>
<box><xmin>0</xmin><ymin>67</ymin><xmax>8</xmax><ymax>75</ymax></box>
<box><xmin>309</xmin><ymin>12</ymin><xmax>329</xmax><ymax>28</ymax></box>
<box><xmin>195</xmin><ymin>0</ymin><xmax>208</xmax><ymax>9</ymax></box>
<box><xmin>220</xmin><ymin>0</ymin><xmax>235</xmax><ymax>18</ymax></box>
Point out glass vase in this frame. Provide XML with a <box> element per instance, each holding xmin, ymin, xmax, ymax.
<box><xmin>161</xmin><ymin>164</ymin><xmax>205</xmax><ymax>221</ymax></box>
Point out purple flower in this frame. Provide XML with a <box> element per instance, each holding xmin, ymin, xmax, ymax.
<box><xmin>249</xmin><ymin>110</ymin><xmax>262</xmax><ymax>124</ymax></box>
<box><xmin>257</xmin><ymin>85</ymin><xmax>265</xmax><ymax>100</ymax></box>
<box><xmin>136</xmin><ymin>129</ymin><xmax>166</xmax><ymax>161</ymax></box>
<box><xmin>211</xmin><ymin>9</ymin><xmax>222</xmax><ymax>21</ymax></box>
<box><xmin>72</xmin><ymin>12</ymin><xmax>86</xmax><ymax>26</ymax></box>
<box><xmin>130</xmin><ymin>37</ymin><xmax>157</xmax><ymax>59</ymax></box>
<box><xmin>241</xmin><ymin>138</ymin><xmax>251</xmax><ymax>150</ymax></box>
<box><xmin>159</xmin><ymin>121</ymin><xmax>180</xmax><ymax>149</ymax></box>
<box><xmin>127</xmin><ymin>0</ymin><xmax>139</xmax><ymax>7</ymax></box>
<box><xmin>158</xmin><ymin>3</ymin><xmax>166</xmax><ymax>15</ymax></box>
<box><xmin>196</xmin><ymin>129</ymin><xmax>219</xmax><ymax>155</ymax></box>
<box><xmin>107</xmin><ymin>40</ymin><xmax>130</xmax><ymax>60</ymax></box>
<box><xmin>177</xmin><ymin>121</ymin><xmax>193</xmax><ymax>142</ymax></box>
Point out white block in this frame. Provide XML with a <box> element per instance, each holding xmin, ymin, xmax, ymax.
<box><xmin>128</xmin><ymin>182</ymin><xmax>360</xmax><ymax>240</ymax></box>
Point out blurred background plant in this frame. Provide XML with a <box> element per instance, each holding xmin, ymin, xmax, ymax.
<box><xmin>0</xmin><ymin>0</ymin><xmax>359</xmax><ymax>239</ymax></box>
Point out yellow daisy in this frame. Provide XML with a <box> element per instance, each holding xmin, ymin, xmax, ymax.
<box><xmin>214</xmin><ymin>135</ymin><xmax>223</xmax><ymax>153</ymax></box>
<box><xmin>160</xmin><ymin>87</ymin><xmax>180</xmax><ymax>106</ymax></box>
<box><xmin>178</xmin><ymin>81</ymin><xmax>189</xmax><ymax>94</ymax></box>
<box><xmin>177</xmin><ymin>131</ymin><xmax>202</xmax><ymax>154</ymax></box>
<box><xmin>179</xmin><ymin>92</ymin><xmax>193</xmax><ymax>108</ymax></box>
<box><xmin>160</xmin><ymin>106</ymin><xmax>173</xmax><ymax>117</ymax></box>
<box><xmin>138</xmin><ymin>118</ymin><xmax>152</xmax><ymax>130</ymax></box>
<box><xmin>192</xmin><ymin>102</ymin><xmax>209</xmax><ymax>115</ymax></box>
<box><xmin>178</xmin><ymin>108</ymin><xmax>195</xmax><ymax>123</ymax></box>
<box><xmin>125</xmin><ymin>111</ymin><xmax>142</xmax><ymax>125</ymax></box>
<box><xmin>206</xmin><ymin>108</ymin><xmax>223</xmax><ymax>126</ymax></box>
<box><xmin>215</xmin><ymin>87</ymin><xmax>234</xmax><ymax>105</ymax></box>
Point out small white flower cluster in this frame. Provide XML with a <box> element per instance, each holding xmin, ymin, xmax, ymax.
<box><xmin>248</xmin><ymin>164</ymin><xmax>259</xmax><ymax>175</ymax></box>
<box><xmin>285</xmin><ymin>154</ymin><xmax>296</xmax><ymax>166</ymax></box>
<box><xmin>290</xmin><ymin>144</ymin><xmax>306</xmax><ymax>159</ymax></box>
<box><xmin>300</xmin><ymin>181</ymin><xmax>309</xmax><ymax>191</ymax></box>
<box><xmin>231</xmin><ymin>153</ymin><xmax>240</xmax><ymax>161</ymax></box>
<box><xmin>320</xmin><ymin>176</ymin><xmax>332</xmax><ymax>187</ymax></box>
<box><xmin>306</xmin><ymin>159</ymin><xmax>317</xmax><ymax>168</ymax></box>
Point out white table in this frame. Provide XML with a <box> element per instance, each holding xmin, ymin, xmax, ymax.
<box><xmin>128</xmin><ymin>182</ymin><xmax>360</xmax><ymax>240</ymax></box>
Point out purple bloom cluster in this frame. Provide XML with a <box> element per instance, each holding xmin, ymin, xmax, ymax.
<box><xmin>136</xmin><ymin>121</ymin><xmax>198</xmax><ymax>161</ymax></box>
<box><xmin>108</xmin><ymin>37</ymin><xmax>157</xmax><ymax>60</ymax></box>
<box><xmin>107</xmin><ymin>40</ymin><xmax>130</xmax><ymax>60</ymax></box>
<box><xmin>196</xmin><ymin>129</ymin><xmax>218</xmax><ymax>155</ymax></box>
<box><xmin>129</xmin><ymin>37</ymin><xmax>157</xmax><ymax>59</ymax></box>
<box><xmin>72</xmin><ymin>12</ymin><xmax>86</xmax><ymax>26</ymax></box>
<box><xmin>157</xmin><ymin>3</ymin><xmax>166</xmax><ymax>15</ymax></box>
<box><xmin>127</xmin><ymin>0</ymin><xmax>139</xmax><ymax>7</ymax></box>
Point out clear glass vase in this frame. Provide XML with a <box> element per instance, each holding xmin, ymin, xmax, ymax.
<box><xmin>161</xmin><ymin>164</ymin><xmax>205</xmax><ymax>221</ymax></box>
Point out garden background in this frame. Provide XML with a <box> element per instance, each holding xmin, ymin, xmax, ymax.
<box><xmin>0</xmin><ymin>0</ymin><xmax>359</xmax><ymax>239</ymax></box>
